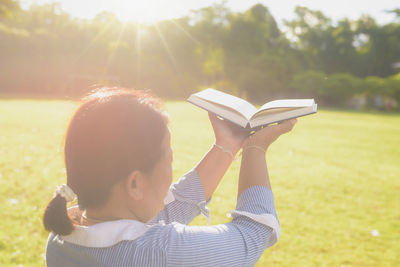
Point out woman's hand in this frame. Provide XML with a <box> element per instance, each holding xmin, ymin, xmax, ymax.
<box><xmin>208</xmin><ymin>112</ymin><xmax>248</xmax><ymax>154</ymax></box>
<box><xmin>195</xmin><ymin>113</ymin><xmax>249</xmax><ymax>200</ymax></box>
<box><xmin>238</xmin><ymin>119</ymin><xmax>297</xmax><ymax>195</ymax></box>
<box><xmin>244</xmin><ymin>119</ymin><xmax>297</xmax><ymax>150</ymax></box>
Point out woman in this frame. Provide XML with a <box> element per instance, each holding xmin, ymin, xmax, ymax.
<box><xmin>43</xmin><ymin>88</ymin><xmax>296</xmax><ymax>266</ymax></box>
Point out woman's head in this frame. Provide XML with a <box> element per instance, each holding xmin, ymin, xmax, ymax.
<box><xmin>43</xmin><ymin>88</ymin><xmax>170</xmax><ymax>235</ymax></box>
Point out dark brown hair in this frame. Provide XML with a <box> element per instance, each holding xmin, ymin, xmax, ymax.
<box><xmin>43</xmin><ymin>88</ymin><xmax>168</xmax><ymax>235</ymax></box>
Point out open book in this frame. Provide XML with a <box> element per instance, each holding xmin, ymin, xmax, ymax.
<box><xmin>187</xmin><ymin>88</ymin><xmax>317</xmax><ymax>129</ymax></box>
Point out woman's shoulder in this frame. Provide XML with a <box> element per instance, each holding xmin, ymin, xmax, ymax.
<box><xmin>136</xmin><ymin>221</ymin><xmax>182</xmax><ymax>246</ymax></box>
<box><xmin>46</xmin><ymin>222</ymin><xmax>169</xmax><ymax>267</ymax></box>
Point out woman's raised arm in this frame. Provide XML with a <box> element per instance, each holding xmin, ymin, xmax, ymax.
<box><xmin>151</xmin><ymin>113</ymin><xmax>247</xmax><ymax>225</ymax></box>
<box><xmin>238</xmin><ymin>119</ymin><xmax>297</xmax><ymax>196</ymax></box>
<box><xmin>195</xmin><ymin>113</ymin><xmax>248</xmax><ymax>200</ymax></box>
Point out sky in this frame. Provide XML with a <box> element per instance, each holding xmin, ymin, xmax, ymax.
<box><xmin>20</xmin><ymin>0</ymin><xmax>400</xmax><ymax>25</ymax></box>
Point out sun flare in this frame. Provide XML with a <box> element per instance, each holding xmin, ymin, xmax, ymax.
<box><xmin>106</xmin><ymin>0</ymin><xmax>180</xmax><ymax>23</ymax></box>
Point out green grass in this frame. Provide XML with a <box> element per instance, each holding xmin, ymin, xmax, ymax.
<box><xmin>0</xmin><ymin>99</ymin><xmax>399</xmax><ymax>266</ymax></box>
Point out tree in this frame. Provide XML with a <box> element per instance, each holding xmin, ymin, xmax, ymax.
<box><xmin>286</xmin><ymin>7</ymin><xmax>359</xmax><ymax>74</ymax></box>
<box><xmin>387</xmin><ymin>8</ymin><xmax>400</xmax><ymax>19</ymax></box>
<box><xmin>224</xmin><ymin>3</ymin><xmax>292</xmax><ymax>101</ymax></box>
<box><xmin>290</xmin><ymin>70</ymin><xmax>327</xmax><ymax>99</ymax></box>
<box><xmin>322</xmin><ymin>73</ymin><xmax>362</xmax><ymax>106</ymax></box>
<box><xmin>355</xmin><ymin>16</ymin><xmax>400</xmax><ymax>77</ymax></box>
<box><xmin>386</xmin><ymin>74</ymin><xmax>400</xmax><ymax>107</ymax></box>
<box><xmin>0</xmin><ymin>0</ymin><xmax>19</xmax><ymax>18</ymax></box>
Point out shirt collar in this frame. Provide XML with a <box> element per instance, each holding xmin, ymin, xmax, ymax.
<box><xmin>58</xmin><ymin>219</ymin><xmax>150</xmax><ymax>248</ymax></box>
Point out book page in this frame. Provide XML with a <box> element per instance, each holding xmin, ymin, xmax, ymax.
<box><xmin>249</xmin><ymin>104</ymin><xmax>317</xmax><ymax>128</ymax></box>
<box><xmin>251</xmin><ymin>107</ymin><xmax>299</xmax><ymax>118</ymax></box>
<box><xmin>253</xmin><ymin>99</ymin><xmax>315</xmax><ymax>118</ymax></box>
<box><xmin>187</xmin><ymin>96</ymin><xmax>249</xmax><ymax>127</ymax></box>
<box><xmin>258</xmin><ymin>99</ymin><xmax>315</xmax><ymax>110</ymax></box>
<box><xmin>193</xmin><ymin>88</ymin><xmax>257</xmax><ymax>120</ymax></box>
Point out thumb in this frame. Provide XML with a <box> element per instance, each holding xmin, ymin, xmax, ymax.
<box><xmin>274</xmin><ymin>119</ymin><xmax>297</xmax><ymax>135</ymax></box>
<box><xmin>247</xmin><ymin>118</ymin><xmax>297</xmax><ymax>148</ymax></box>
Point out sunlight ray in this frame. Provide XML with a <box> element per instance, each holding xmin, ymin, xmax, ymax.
<box><xmin>154</xmin><ymin>23</ymin><xmax>180</xmax><ymax>75</ymax></box>
<box><xmin>73</xmin><ymin>22</ymin><xmax>114</xmax><ymax>66</ymax></box>
<box><xmin>168</xmin><ymin>19</ymin><xmax>200</xmax><ymax>45</ymax></box>
<box><xmin>136</xmin><ymin>22</ymin><xmax>142</xmax><ymax>85</ymax></box>
<box><xmin>102</xmin><ymin>21</ymin><xmax>127</xmax><ymax>77</ymax></box>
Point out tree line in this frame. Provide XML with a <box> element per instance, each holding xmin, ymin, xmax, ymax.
<box><xmin>0</xmin><ymin>0</ymin><xmax>400</xmax><ymax>109</ymax></box>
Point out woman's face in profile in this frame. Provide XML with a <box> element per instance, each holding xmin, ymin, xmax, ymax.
<box><xmin>143</xmin><ymin>128</ymin><xmax>173</xmax><ymax>217</ymax></box>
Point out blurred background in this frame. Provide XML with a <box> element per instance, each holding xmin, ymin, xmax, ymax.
<box><xmin>1</xmin><ymin>1</ymin><xmax>400</xmax><ymax>266</ymax></box>
<box><xmin>1</xmin><ymin>0</ymin><xmax>400</xmax><ymax>108</ymax></box>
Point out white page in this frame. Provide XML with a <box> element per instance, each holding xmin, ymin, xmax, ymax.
<box><xmin>194</xmin><ymin>88</ymin><xmax>257</xmax><ymax>120</ymax></box>
<box><xmin>250</xmin><ymin>103</ymin><xmax>317</xmax><ymax>128</ymax></box>
<box><xmin>258</xmin><ymin>99</ymin><xmax>315</xmax><ymax>111</ymax></box>
<box><xmin>187</xmin><ymin>96</ymin><xmax>249</xmax><ymax>127</ymax></box>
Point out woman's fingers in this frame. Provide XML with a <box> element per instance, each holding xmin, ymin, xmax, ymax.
<box><xmin>274</xmin><ymin>119</ymin><xmax>297</xmax><ymax>135</ymax></box>
<box><xmin>247</xmin><ymin>119</ymin><xmax>297</xmax><ymax>148</ymax></box>
<box><xmin>208</xmin><ymin>112</ymin><xmax>219</xmax><ymax>125</ymax></box>
<box><xmin>259</xmin><ymin>119</ymin><xmax>296</xmax><ymax>136</ymax></box>
<box><xmin>208</xmin><ymin>112</ymin><xmax>246</xmax><ymax>136</ymax></box>
<box><xmin>209</xmin><ymin>112</ymin><xmax>297</xmax><ymax>149</ymax></box>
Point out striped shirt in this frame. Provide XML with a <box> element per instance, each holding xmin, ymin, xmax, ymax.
<box><xmin>46</xmin><ymin>169</ymin><xmax>280</xmax><ymax>267</ymax></box>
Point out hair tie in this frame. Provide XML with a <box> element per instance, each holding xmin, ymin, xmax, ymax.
<box><xmin>55</xmin><ymin>184</ymin><xmax>76</xmax><ymax>202</ymax></box>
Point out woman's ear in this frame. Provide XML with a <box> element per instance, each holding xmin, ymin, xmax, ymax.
<box><xmin>125</xmin><ymin>170</ymin><xmax>145</xmax><ymax>200</ymax></box>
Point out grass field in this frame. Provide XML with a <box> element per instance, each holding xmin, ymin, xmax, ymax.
<box><xmin>0</xmin><ymin>99</ymin><xmax>399</xmax><ymax>266</ymax></box>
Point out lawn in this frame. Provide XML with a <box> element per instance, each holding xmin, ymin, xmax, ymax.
<box><xmin>0</xmin><ymin>99</ymin><xmax>399</xmax><ymax>266</ymax></box>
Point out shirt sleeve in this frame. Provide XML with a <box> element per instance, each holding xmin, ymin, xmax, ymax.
<box><xmin>144</xmin><ymin>186</ymin><xmax>279</xmax><ymax>267</ymax></box>
<box><xmin>150</xmin><ymin>169</ymin><xmax>210</xmax><ymax>225</ymax></box>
